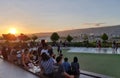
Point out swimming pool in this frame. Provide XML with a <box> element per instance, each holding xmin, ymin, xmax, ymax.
<box><xmin>68</xmin><ymin>47</ymin><xmax>120</xmax><ymax>54</ymax></box>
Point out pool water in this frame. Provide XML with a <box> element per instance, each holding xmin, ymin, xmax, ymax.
<box><xmin>68</xmin><ymin>47</ymin><xmax>120</xmax><ymax>54</ymax></box>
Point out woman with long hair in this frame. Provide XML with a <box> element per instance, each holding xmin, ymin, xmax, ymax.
<box><xmin>71</xmin><ymin>57</ymin><xmax>80</xmax><ymax>78</ymax></box>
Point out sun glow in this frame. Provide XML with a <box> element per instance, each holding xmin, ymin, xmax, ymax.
<box><xmin>9</xmin><ymin>28</ymin><xmax>17</xmax><ymax>34</ymax></box>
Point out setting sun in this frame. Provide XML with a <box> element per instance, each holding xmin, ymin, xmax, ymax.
<box><xmin>9</xmin><ymin>28</ymin><xmax>17</xmax><ymax>34</ymax></box>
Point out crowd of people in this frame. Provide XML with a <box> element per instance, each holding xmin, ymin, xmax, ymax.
<box><xmin>0</xmin><ymin>40</ymin><xmax>80</xmax><ymax>78</ymax></box>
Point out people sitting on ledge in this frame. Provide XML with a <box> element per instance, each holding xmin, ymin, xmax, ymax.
<box><xmin>0</xmin><ymin>40</ymin><xmax>81</xmax><ymax>78</ymax></box>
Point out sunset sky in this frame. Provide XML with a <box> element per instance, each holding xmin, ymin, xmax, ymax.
<box><xmin>0</xmin><ymin>0</ymin><xmax>120</xmax><ymax>34</ymax></box>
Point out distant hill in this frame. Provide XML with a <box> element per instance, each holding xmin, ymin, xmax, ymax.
<box><xmin>32</xmin><ymin>25</ymin><xmax>120</xmax><ymax>37</ymax></box>
<box><xmin>29</xmin><ymin>33</ymin><xmax>51</xmax><ymax>37</ymax></box>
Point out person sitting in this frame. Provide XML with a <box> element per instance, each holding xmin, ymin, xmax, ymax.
<box><xmin>31</xmin><ymin>50</ymin><xmax>39</xmax><ymax>65</ymax></box>
<box><xmin>22</xmin><ymin>49</ymin><xmax>31</xmax><ymax>69</ymax></box>
<box><xmin>49</xmin><ymin>51</ymin><xmax>56</xmax><ymax>64</ymax></box>
<box><xmin>53</xmin><ymin>56</ymin><xmax>74</xmax><ymax>78</ymax></box>
<box><xmin>1</xmin><ymin>46</ymin><xmax>8</xmax><ymax>60</ymax></box>
<box><xmin>71</xmin><ymin>57</ymin><xmax>80</xmax><ymax>78</ymax></box>
<box><xmin>16</xmin><ymin>49</ymin><xmax>22</xmax><ymax>65</ymax></box>
<box><xmin>40</xmin><ymin>52</ymin><xmax>54</xmax><ymax>78</ymax></box>
<box><xmin>9</xmin><ymin>47</ymin><xmax>17</xmax><ymax>63</ymax></box>
<box><xmin>63</xmin><ymin>57</ymin><xmax>71</xmax><ymax>74</ymax></box>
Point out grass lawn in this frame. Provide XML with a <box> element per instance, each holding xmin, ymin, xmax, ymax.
<box><xmin>54</xmin><ymin>49</ymin><xmax>120</xmax><ymax>78</ymax></box>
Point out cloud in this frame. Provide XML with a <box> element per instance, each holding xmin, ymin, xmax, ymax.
<box><xmin>82</xmin><ymin>23</ymin><xmax>105</xmax><ymax>26</ymax></box>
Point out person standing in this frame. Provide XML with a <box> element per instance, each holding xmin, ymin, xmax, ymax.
<box><xmin>112</xmin><ymin>41</ymin><xmax>116</xmax><ymax>53</ymax></box>
<box><xmin>115</xmin><ymin>43</ymin><xmax>118</xmax><ymax>53</ymax></box>
<box><xmin>57</xmin><ymin>41</ymin><xmax>62</xmax><ymax>55</ymax></box>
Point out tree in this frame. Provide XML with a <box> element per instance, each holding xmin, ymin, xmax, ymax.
<box><xmin>66</xmin><ymin>35</ymin><xmax>73</xmax><ymax>42</ymax></box>
<box><xmin>83</xmin><ymin>34</ymin><xmax>88</xmax><ymax>41</ymax></box>
<box><xmin>0</xmin><ymin>36</ymin><xmax>4</xmax><ymax>40</ymax></box>
<box><xmin>18</xmin><ymin>33</ymin><xmax>30</xmax><ymax>41</ymax></box>
<box><xmin>101</xmin><ymin>33</ymin><xmax>108</xmax><ymax>43</ymax></box>
<box><xmin>2</xmin><ymin>33</ymin><xmax>16</xmax><ymax>41</ymax></box>
<box><xmin>82</xmin><ymin>34</ymin><xmax>89</xmax><ymax>47</ymax></box>
<box><xmin>50</xmin><ymin>32</ymin><xmax>60</xmax><ymax>42</ymax></box>
<box><xmin>32</xmin><ymin>35</ymin><xmax>38</xmax><ymax>41</ymax></box>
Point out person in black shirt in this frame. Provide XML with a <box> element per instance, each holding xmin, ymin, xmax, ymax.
<box><xmin>71</xmin><ymin>57</ymin><xmax>80</xmax><ymax>78</ymax></box>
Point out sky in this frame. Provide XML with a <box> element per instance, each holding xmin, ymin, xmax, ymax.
<box><xmin>0</xmin><ymin>0</ymin><xmax>120</xmax><ymax>34</ymax></box>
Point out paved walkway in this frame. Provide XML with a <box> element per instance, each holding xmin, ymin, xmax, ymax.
<box><xmin>0</xmin><ymin>59</ymin><xmax>39</xmax><ymax>78</ymax></box>
<box><xmin>0</xmin><ymin>59</ymin><xmax>94</xmax><ymax>78</ymax></box>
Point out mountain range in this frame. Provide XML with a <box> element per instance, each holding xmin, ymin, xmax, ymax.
<box><xmin>31</xmin><ymin>25</ymin><xmax>120</xmax><ymax>37</ymax></box>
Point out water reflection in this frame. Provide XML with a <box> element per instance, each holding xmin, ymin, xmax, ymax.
<box><xmin>68</xmin><ymin>47</ymin><xmax>120</xmax><ymax>54</ymax></box>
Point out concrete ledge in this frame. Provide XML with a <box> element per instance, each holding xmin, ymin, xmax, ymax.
<box><xmin>0</xmin><ymin>56</ymin><xmax>40</xmax><ymax>76</ymax></box>
<box><xmin>80</xmin><ymin>70</ymin><xmax>113</xmax><ymax>78</ymax></box>
<box><xmin>0</xmin><ymin>59</ymin><xmax>39</xmax><ymax>78</ymax></box>
<box><xmin>0</xmin><ymin>56</ymin><xmax>113</xmax><ymax>78</ymax></box>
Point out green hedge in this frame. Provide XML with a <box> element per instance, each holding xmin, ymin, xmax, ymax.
<box><xmin>0</xmin><ymin>41</ymin><xmax>118</xmax><ymax>48</ymax></box>
<box><xmin>47</xmin><ymin>42</ymin><xmax>118</xmax><ymax>47</ymax></box>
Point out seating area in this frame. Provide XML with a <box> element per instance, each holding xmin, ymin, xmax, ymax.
<box><xmin>0</xmin><ymin>41</ymin><xmax>79</xmax><ymax>78</ymax></box>
<box><xmin>1</xmin><ymin>54</ymin><xmax>113</xmax><ymax>77</ymax></box>
<box><xmin>0</xmin><ymin>58</ymin><xmax>113</xmax><ymax>78</ymax></box>
<box><xmin>0</xmin><ymin>40</ymin><xmax>113</xmax><ymax>78</ymax></box>
<box><xmin>0</xmin><ymin>59</ymin><xmax>94</xmax><ymax>78</ymax></box>
<box><xmin>0</xmin><ymin>59</ymin><xmax>39</xmax><ymax>78</ymax></box>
